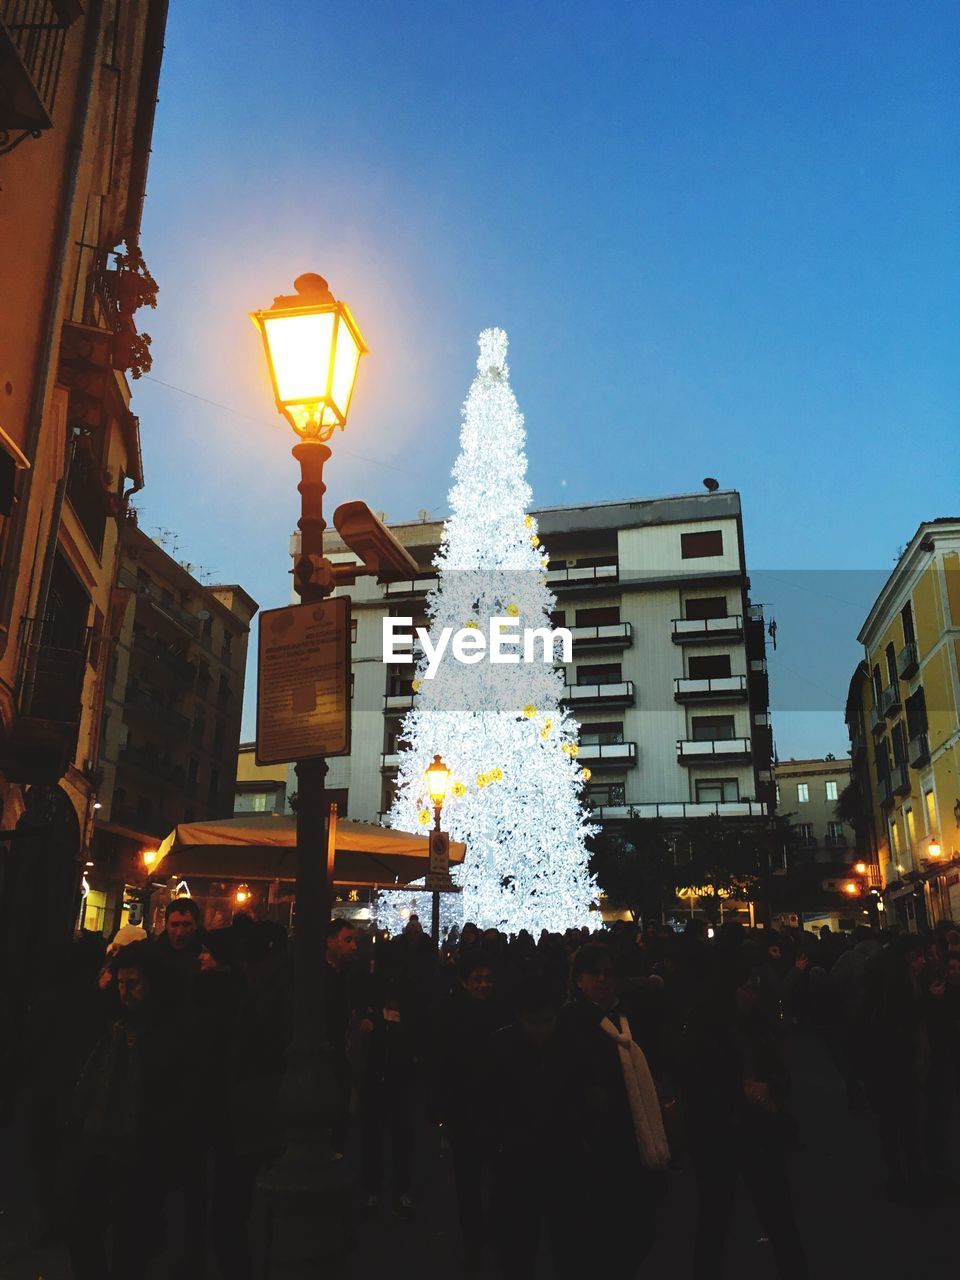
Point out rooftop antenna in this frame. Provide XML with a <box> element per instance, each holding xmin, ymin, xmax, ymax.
<box><xmin>417</xmin><ymin>509</ymin><xmax>431</xmax><ymax>522</ymax></box>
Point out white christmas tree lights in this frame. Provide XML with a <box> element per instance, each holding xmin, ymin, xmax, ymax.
<box><xmin>387</xmin><ymin>329</ymin><xmax>598</xmax><ymax>933</ymax></box>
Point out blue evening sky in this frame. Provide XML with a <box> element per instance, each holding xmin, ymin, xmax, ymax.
<box><xmin>133</xmin><ymin>0</ymin><xmax>959</xmax><ymax>760</ymax></box>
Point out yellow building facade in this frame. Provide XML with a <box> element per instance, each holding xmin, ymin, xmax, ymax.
<box><xmin>852</xmin><ymin>521</ymin><xmax>960</xmax><ymax>930</ymax></box>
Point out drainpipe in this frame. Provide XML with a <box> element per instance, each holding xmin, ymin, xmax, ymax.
<box><xmin>0</xmin><ymin>0</ymin><xmax>106</xmax><ymax>656</ymax></box>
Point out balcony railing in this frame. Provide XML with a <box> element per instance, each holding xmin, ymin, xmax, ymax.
<box><xmin>891</xmin><ymin>762</ymin><xmax>910</xmax><ymax>796</ymax></box>
<box><xmin>671</xmin><ymin>615</ymin><xmax>743</xmax><ymax>643</ymax></box>
<box><xmin>118</xmin><ymin>744</ymin><xmax>184</xmax><ymax>786</ymax></box>
<box><xmin>384</xmin><ymin>576</ymin><xmax>436</xmax><ymax>596</ymax></box>
<box><xmin>16</xmin><ymin>616</ymin><xmax>91</xmax><ymax>723</ymax></box>
<box><xmin>563</xmin><ymin>680</ymin><xmax>635</xmax><ymax>706</ymax></box>
<box><xmin>124</xmin><ymin>693</ymin><xmax>191</xmax><ymax>736</ymax></box>
<box><xmin>870</xmin><ymin>703</ymin><xmax>885</xmax><ymax>736</ymax></box>
<box><xmin>384</xmin><ymin>692</ymin><xmax>415</xmax><ymax>713</ymax></box>
<box><xmin>577</xmin><ymin>742</ymin><xmax>637</xmax><ymax>768</ymax></box>
<box><xmin>569</xmin><ymin>622</ymin><xmax>633</xmax><ymax>649</ymax></box>
<box><xmin>677</xmin><ymin>737</ymin><xmax>752</xmax><ymax>764</ymax></box>
<box><xmin>881</xmin><ymin>683</ymin><xmax>901</xmax><ymax>719</ymax></box>
<box><xmin>0</xmin><ymin>0</ymin><xmax>78</xmax><ymax>144</ymax></box>
<box><xmin>547</xmin><ymin>564</ymin><xmax>618</xmax><ymax>587</ymax></box>
<box><xmin>878</xmin><ymin>775</ymin><xmax>893</xmax><ymax>808</ymax></box>
<box><xmin>381</xmin><ymin>752</ymin><xmax>399</xmax><ymax>770</ymax></box>
<box><xmin>594</xmin><ymin>800</ymin><xmax>768</xmax><ymax>821</ymax></box>
<box><xmin>824</xmin><ymin>834</ymin><xmax>849</xmax><ymax>849</ymax></box>
<box><xmin>908</xmin><ymin>732</ymin><xmax>930</xmax><ymax>768</ymax></box>
<box><xmin>674</xmin><ymin>674</ymin><xmax>747</xmax><ymax>703</ymax></box>
<box><xmin>897</xmin><ymin>643</ymin><xmax>919</xmax><ymax>681</ymax></box>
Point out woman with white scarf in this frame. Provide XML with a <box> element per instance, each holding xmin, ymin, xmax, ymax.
<box><xmin>559</xmin><ymin>942</ymin><xmax>670</xmax><ymax>1276</ymax></box>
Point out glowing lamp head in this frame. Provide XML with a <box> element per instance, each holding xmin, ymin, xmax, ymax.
<box><xmin>843</xmin><ymin>881</ymin><xmax>858</xmax><ymax>896</ymax></box>
<box><xmin>854</xmin><ymin>861</ymin><xmax>868</xmax><ymax>875</ymax></box>
<box><xmin>425</xmin><ymin>754</ymin><xmax>451</xmax><ymax>809</ymax></box>
<box><xmin>142</xmin><ymin>849</ymin><xmax>159</xmax><ymax>872</ymax></box>
<box><xmin>929</xmin><ymin>841</ymin><xmax>942</xmax><ymax>858</ymax></box>
<box><xmin>250</xmin><ymin>273</ymin><xmax>367</xmax><ymax>441</ymax></box>
<box><xmin>235</xmin><ymin>883</ymin><xmax>251</xmax><ymax>907</ymax></box>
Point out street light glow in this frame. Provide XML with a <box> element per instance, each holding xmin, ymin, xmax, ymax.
<box><xmin>250</xmin><ymin>273</ymin><xmax>367</xmax><ymax>440</ymax></box>
<box><xmin>425</xmin><ymin>753</ymin><xmax>451</xmax><ymax>810</ymax></box>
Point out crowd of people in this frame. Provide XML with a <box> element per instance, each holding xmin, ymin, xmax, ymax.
<box><xmin>6</xmin><ymin>902</ymin><xmax>960</xmax><ymax>1278</ymax></box>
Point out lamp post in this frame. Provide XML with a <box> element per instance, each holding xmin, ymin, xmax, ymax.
<box><xmin>425</xmin><ymin>753</ymin><xmax>451</xmax><ymax>945</ymax></box>
<box><xmin>250</xmin><ymin>273</ymin><xmax>366</xmax><ymax>1268</ymax></box>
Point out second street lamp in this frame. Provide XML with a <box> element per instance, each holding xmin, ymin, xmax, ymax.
<box><xmin>425</xmin><ymin>753</ymin><xmax>451</xmax><ymax>945</ymax></box>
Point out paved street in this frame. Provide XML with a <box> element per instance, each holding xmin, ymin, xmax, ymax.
<box><xmin>1</xmin><ymin>1026</ymin><xmax>955</xmax><ymax>1279</ymax></box>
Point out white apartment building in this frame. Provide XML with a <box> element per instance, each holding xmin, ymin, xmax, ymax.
<box><xmin>293</xmin><ymin>489</ymin><xmax>774</xmax><ymax>833</ymax></box>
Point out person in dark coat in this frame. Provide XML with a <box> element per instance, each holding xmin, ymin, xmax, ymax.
<box><xmin>431</xmin><ymin>950</ymin><xmax>506</xmax><ymax>1272</ymax></box>
<box><xmin>358</xmin><ymin>976</ymin><xmax>419</xmax><ymax>1219</ymax></box>
<box><xmin>64</xmin><ymin>941</ymin><xmax>185</xmax><ymax>1280</ymax></box>
<box><xmin>679</xmin><ymin>964</ymin><xmax>809</xmax><ymax>1280</ymax></box>
<box><xmin>485</xmin><ymin>975</ymin><xmax>583</xmax><ymax>1279</ymax></box>
<box><xmin>559</xmin><ymin>942</ymin><xmax>668</xmax><ymax>1276</ymax></box>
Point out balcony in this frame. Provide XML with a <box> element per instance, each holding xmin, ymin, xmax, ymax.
<box><xmin>383</xmin><ymin>692</ymin><xmax>415</xmax><ymax>714</ymax></box>
<box><xmin>825</xmin><ymin>834</ymin><xmax>849</xmax><ymax>849</ymax></box>
<box><xmin>891</xmin><ymin>762</ymin><xmax>910</xmax><ymax>796</ymax></box>
<box><xmin>749</xmin><ymin>659</ymin><xmax>768</xmax><ymax>676</ymax></box>
<box><xmin>384</xmin><ymin>576</ymin><xmax>436</xmax><ymax>597</ymax></box>
<box><xmin>674</xmin><ymin>674</ymin><xmax>747</xmax><ymax>704</ymax></box>
<box><xmin>677</xmin><ymin>737</ymin><xmax>752</xmax><ymax>765</ymax></box>
<box><xmin>563</xmin><ymin>680</ymin><xmax>635</xmax><ymax>707</ymax></box>
<box><xmin>124</xmin><ymin>693</ymin><xmax>191</xmax><ymax>737</ymax></box>
<box><xmin>878</xmin><ymin>775</ymin><xmax>893</xmax><ymax>808</ymax></box>
<box><xmin>381</xmin><ymin>752</ymin><xmax>399</xmax><ymax>770</ymax></box>
<box><xmin>908</xmin><ymin>732</ymin><xmax>930</xmax><ymax>769</ymax></box>
<box><xmin>850</xmin><ymin>727</ymin><xmax>866</xmax><ymax>762</ymax></box>
<box><xmin>671</xmin><ymin>615</ymin><xmax>743</xmax><ymax>644</ymax></box>
<box><xmin>578</xmin><ymin>742</ymin><xmax>637</xmax><ymax>769</ymax></box>
<box><xmin>547</xmin><ymin>563</ymin><xmax>618</xmax><ymax>589</ymax></box>
<box><xmin>118</xmin><ymin>744</ymin><xmax>184</xmax><ymax>786</ymax></box>
<box><xmin>570</xmin><ymin>622</ymin><xmax>633</xmax><ymax>650</ymax></box>
<box><xmin>0</xmin><ymin>616</ymin><xmax>91</xmax><ymax>781</ymax></box>
<box><xmin>881</xmin><ymin>683</ymin><xmax>901</xmax><ymax>719</ymax></box>
<box><xmin>870</xmin><ymin>703</ymin><xmax>885</xmax><ymax>737</ymax></box>
<box><xmin>897</xmin><ymin>643</ymin><xmax>919</xmax><ymax>681</ymax></box>
<box><xmin>0</xmin><ymin>0</ymin><xmax>79</xmax><ymax>148</ymax></box>
<box><xmin>630</xmin><ymin>800</ymin><xmax>768</xmax><ymax>820</ymax></box>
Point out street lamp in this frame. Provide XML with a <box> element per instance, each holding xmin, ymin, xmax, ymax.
<box><xmin>854</xmin><ymin>860</ymin><xmax>867</xmax><ymax>875</ymax></box>
<box><xmin>928</xmin><ymin>840</ymin><xmax>942</xmax><ymax>859</ymax></box>
<box><xmin>251</xmin><ymin>273</ymin><xmax>367</xmax><ymax>1267</ymax></box>
<box><xmin>425</xmin><ymin>754</ymin><xmax>451</xmax><ymax>945</ymax></box>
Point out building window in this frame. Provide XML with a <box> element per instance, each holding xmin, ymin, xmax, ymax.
<box><xmin>905</xmin><ymin>807</ymin><xmax>916</xmax><ymax>849</ymax></box>
<box><xmin>687</xmin><ymin>653</ymin><xmax>732</xmax><ymax>679</ymax></box>
<box><xmin>776</xmin><ymin>784</ymin><xmax>781</xmax><ymax>805</ymax></box>
<box><xmin>825</xmin><ymin>780</ymin><xmax>838</xmax><ymax>801</ymax></box>
<box><xmin>351</xmin><ymin>618</ymin><xmax>358</xmax><ymax>644</ymax></box>
<box><xmin>695</xmin><ymin>778</ymin><xmax>739</xmax><ymax>803</ymax></box>
<box><xmin>925</xmin><ymin>790</ymin><xmax>938</xmax><ymax>836</ymax></box>
<box><xmin>684</xmin><ymin>596</ymin><xmax>728</xmax><ymax>620</ymax></box>
<box><xmin>901</xmin><ymin>600</ymin><xmax>916</xmax><ymax>646</ymax></box>
<box><xmin>577</xmin><ymin>662</ymin><xmax>621</xmax><ymax>685</ymax></box>
<box><xmin>795</xmin><ymin>823</ymin><xmax>815</xmax><ymax>846</ymax></box>
<box><xmin>885</xmin><ymin>642</ymin><xmax>897</xmax><ymax>689</ymax></box>
<box><xmin>797</xmin><ymin>784</ymin><xmax>809</xmax><ymax>803</ymax></box>
<box><xmin>575</xmin><ymin>606</ymin><xmax>620</xmax><ymax>627</ymax></box>
<box><xmin>691</xmin><ymin>715</ymin><xmax>736</xmax><ymax>741</ymax></box>
<box><xmin>827</xmin><ymin>821</ymin><xmax>846</xmax><ymax>845</ymax></box>
<box><xmin>681</xmin><ymin>530</ymin><xmax>723</xmax><ymax>559</ymax></box>
<box><xmin>549</xmin><ymin>610</ymin><xmax>566</xmax><ymax>627</ymax></box>
<box><xmin>580</xmin><ymin>721</ymin><xmax>624</xmax><ymax>745</ymax></box>
<box><xmin>890</xmin><ymin>819</ymin><xmax>901</xmax><ymax>858</ymax></box>
<box><xmin>585</xmin><ymin>782</ymin><xmax>626</xmax><ymax>808</ymax></box>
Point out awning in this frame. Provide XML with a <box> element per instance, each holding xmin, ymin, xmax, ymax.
<box><xmin>154</xmin><ymin>812</ymin><xmax>464</xmax><ymax>888</ymax></box>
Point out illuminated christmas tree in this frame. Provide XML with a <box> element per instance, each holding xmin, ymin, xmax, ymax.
<box><xmin>387</xmin><ymin>329</ymin><xmax>597</xmax><ymax>932</ymax></box>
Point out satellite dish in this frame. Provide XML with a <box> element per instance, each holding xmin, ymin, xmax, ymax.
<box><xmin>703</xmin><ymin>477</ymin><xmax>719</xmax><ymax>492</ymax></box>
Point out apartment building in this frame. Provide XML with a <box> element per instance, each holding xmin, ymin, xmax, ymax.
<box><xmin>302</xmin><ymin>489</ymin><xmax>773</xmax><ymax>846</ymax></box>
<box><xmin>846</xmin><ymin>520</ymin><xmax>960</xmax><ymax>930</ymax></box>
<box><xmin>0</xmin><ymin>1</ymin><xmax>167</xmax><ymax>980</ymax></box>
<box><xmin>84</xmin><ymin>519</ymin><xmax>257</xmax><ymax>938</ymax></box>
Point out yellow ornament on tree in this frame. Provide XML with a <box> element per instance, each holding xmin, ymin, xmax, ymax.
<box><xmin>412</xmin><ymin>679</ymin><xmax>421</xmax><ymax>692</ymax></box>
<box><xmin>506</xmin><ymin>603</ymin><xmax>519</xmax><ymax>617</ymax></box>
<box><xmin>418</xmin><ymin>809</ymin><xmax>431</xmax><ymax>825</ymax></box>
<box><xmin>531</xmin><ymin>535</ymin><xmax>540</xmax><ymax>548</ymax></box>
<box><xmin>476</xmin><ymin>773</ymin><xmax>489</xmax><ymax>788</ymax></box>
<box><xmin>523</xmin><ymin>704</ymin><xmax>537</xmax><ymax>719</ymax></box>
<box><xmin>452</xmin><ymin>781</ymin><xmax>467</xmax><ymax>798</ymax></box>
<box><xmin>489</xmin><ymin>767</ymin><xmax>504</xmax><ymax>782</ymax></box>
<box><xmin>465</xmin><ymin>620</ymin><xmax>480</xmax><ymax>630</ymax></box>
<box><xmin>524</xmin><ymin>515</ymin><xmax>534</xmax><ymax>529</ymax></box>
<box><xmin>582</xmin><ymin>768</ymin><xmax>592</xmax><ymax>781</ymax></box>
